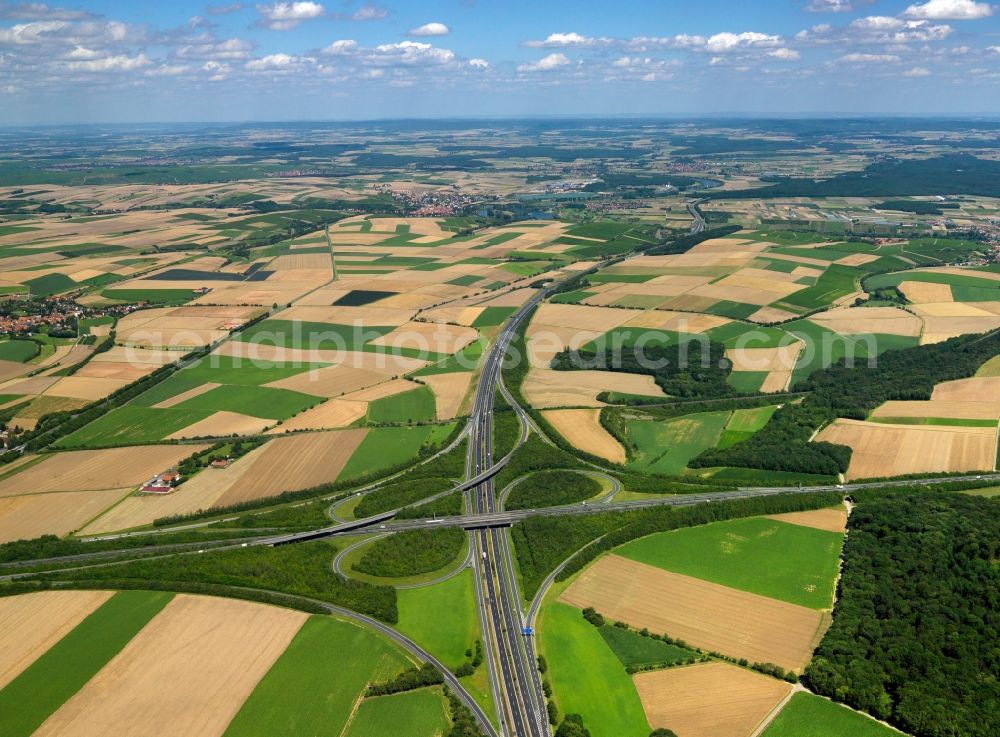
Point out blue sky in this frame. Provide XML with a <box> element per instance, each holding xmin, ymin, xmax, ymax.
<box><xmin>1</xmin><ymin>0</ymin><xmax>1000</xmax><ymax>123</ymax></box>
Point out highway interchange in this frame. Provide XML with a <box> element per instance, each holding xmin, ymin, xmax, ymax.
<box><xmin>11</xmin><ymin>203</ymin><xmax>1000</xmax><ymax>737</ymax></box>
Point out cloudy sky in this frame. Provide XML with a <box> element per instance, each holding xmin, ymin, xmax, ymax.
<box><xmin>2</xmin><ymin>0</ymin><xmax>1000</xmax><ymax>123</ymax></box>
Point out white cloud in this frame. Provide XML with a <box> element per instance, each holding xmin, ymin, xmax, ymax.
<box><xmin>64</xmin><ymin>52</ymin><xmax>150</xmax><ymax>71</ymax></box>
<box><xmin>0</xmin><ymin>20</ymin><xmax>68</xmax><ymax>44</ymax></box>
<box><xmin>146</xmin><ymin>63</ymin><xmax>188</xmax><ymax>76</ymax></box>
<box><xmin>902</xmin><ymin>0</ymin><xmax>994</xmax><ymax>20</ymax></box>
<box><xmin>322</xmin><ymin>39</ymin><xmax>358</xmax><ymax>55</ymax></box>
<box><xmin>1</xmin><ymin>84</ymin><xmax>17</xmax><ymax>93</ymax></box>
<box><xmin>352</xmin><ymin>3</ymin><xmax>387</xmax><ymax>21</ymax></box>
<box><xmin>176</xmin><ymin>36</ymin><xmax>253</xmax><ymax>60</ymax></box>
<box><xmin>903</xmin><ymin>65</ymin><xmax>932</xmax><ymax>75</ymax></box>
<box><xmin>524</xmin><ymin>32</ymin><xmax>604</xmax><ymax>48</ymax></box>
<box><xmin>805</xmin><ymin>0</ymin><xmax>859</xmax><ymax>11</ymax></box>
<box><xmin>207</xmin><ymin>3</ymin><xmax>244</xmax><ymax>15</ymax></box>
<box><xmin>0</xmin><ymin>3</ymin><xmax>91</xmax><ymax>20</ymax></box>
<box><xmin>469</xmin><ymin>57</ymin><xmax>488</xmax><ymax>69</ymax></box>
<box><xmin>371</xmin><ymin>40</ymin><xmax>454</xmax><ymax>65</ymax></box>
<box><xmin>704</xmin><ymin>31</ymin><xmax>782</xmax><ymax>52</ymax></box>
<box><xmin>408</xmin><ymin>22</ymin><xmax>449</xmax><ymax>37</ymax></box>
<box><xmin>246</xmin><ymin>52</ymin><xmax>300</xmax><ymax>70</ymax></box>
<box><xmin>202</xmin><ymin>59</ymin><xmax>231</xmax><ymax>80</ymax></box>
<box><xmin>255</xmin><ymin>1</ymin><xmax>324</xmax><ymax>30</ymax></box>
<box><xmin>845</xmin><ymin>15</ymin><xmax>954</xmax><ymax>41</ymax></box>
<box><xmin>517</xmin><ymin>52</ymin><xmax>571</xmax><ymax>72</ymax></box>
<box><xmin>840</xmin><ymin>52</ymin><xmax>901</xmax><ymax>62</ymax></box>
<box><xmin>768</xmin><ymin>47</ymin><xmax>801</xmax><ymax>60</ymax></box>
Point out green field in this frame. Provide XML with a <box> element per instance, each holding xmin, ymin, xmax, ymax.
<box><xmin>367</xmin><ymin>385</ymin><xmax>437</xmax><ymax>424</ymax></box>
<box><xmin>761</xmin><ymin>692</ymin><xmax>901</xmax><ymax>737</ymax></box>
<box><xmin>238</xmin><ymin>320</ymin><xmax>395</xmax><ymax>351</ymax></box>
<box><xmin>337</xmin><ymin>425</ymin><xmax>445</xmax><ymax>481</ymax></box>
<box><xmin>718</xmin><ymin>405</ymin><xmax>778</xmax><ymax>448</ymax></box>
<box><xmin>411</xmin><ymin>338</ymin><xmax>484</xmax><ymax>376</ymax></box>
<box><xmin>0</xmin><ymin>339</ymin><xmax>40</xmax><ymax>363</ymax></box>
<box><xmin>597</xmin><ymin>625</ymin><xmax>698</xmax><ymax>669</ymax></box>
<box><xmin>176</xmin><ymin>356</ymin><xmax>325</xmax><ymax>386</ymax></box>
<box><xmin>396</xmin><ymin>569</ymin><xmax>479</xmax><ymax>669</ymax></box>
<box><xmin>0</xmin><ymin>590</ymin><xmax>174</xmax><ymax>737</ymax></box>
<box><xmin>55</xmin><ymin>405</ymin><xmax>211</xmax><ymax>447</ymax></box>
<box><xmin>174</xmin><ymin>384</ymin><xmax>320</xmax><ymax>421</ymax></box>
<box><xmin>223</xmin><ymin>616</ymin><xmax>410</xmax><ymax>737</ymax></box>
<box><xmin>625</xmin><ymin>411</ymin><xmax>730</xmax><ymax>475</ymax></box>
<box><xmin>539</xmin><ymin>600</ymin><xmax>649</xmax><ymax>737</ymax></box>
<box><xmin>343</xmin><ymin>688</ymin><xmax>450</xmax><ymax>737</ymax></box>
<box><xmin>102</xmin><ymin>288</ymin><xmax>197</xmax><ymax>304</ymax></box>
<box><xmin>615</xmin><ymin>516</ymin><xmax>843</xmax><ymax>609</ymax></box>
<box><xmin>472</xmin><ymin>306</ymin><xmax>517</xmax><ymax>328</ymax></box>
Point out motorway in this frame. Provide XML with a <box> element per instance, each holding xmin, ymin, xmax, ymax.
<box><xmin>466</xmin><ymin>288</ymin><xmax>549</xmax><ymax>737</ymax></box>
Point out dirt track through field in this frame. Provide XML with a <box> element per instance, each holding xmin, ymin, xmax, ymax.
<box><xmin>32</xmin><ymin>594</ymin><xmax>307</xmax><ymax>737</ymax></box>
<box><xmin>633</xmin><ymin>662</ymin><xmax>792</xmax><ymax>737</ymax></box>
<box><xmin>0</xmin><ymin>590</ymin><xmax>114</xmax><ymax>689</ymax></box>
<box><xmin>560</xmin><ymin>555</ymin><xmax>827</xmax><ymax>672</ymax></box>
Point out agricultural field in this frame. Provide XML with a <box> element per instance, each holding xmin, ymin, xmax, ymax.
<box><xmin>540</xmin><ymin>509</ymin><xmax>848</xmax><ymax>737</ymax></box>
<box><xmin>0</xmin><ymin>589</ymin><xmax>452</xmax><ymax>737</ymax></box>
<box><xmin>761</xmin><ymin>692</ymin><xmax>902</xmax><ymax>737</ymax></box>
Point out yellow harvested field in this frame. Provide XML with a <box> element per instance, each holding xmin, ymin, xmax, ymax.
<box><xmin>634</xmin><ymin>662</ymin><xmax>792</xmax><ymax>737</ymax></box>
<box><xmin>919</xmin><ymin>315</ymin><xmax>1000</xmax><ymax>344</ymax></box>
<box><xmin>932</xmin><ymin>376</ymin><xmax>1000</xmax><ymax>401</ymax></box>
<box><xmin>0</xmin><ymin>591</ymin><xmax>115</xmax><ymax>689</ymax></box>
<box><xmin>621</xmin><ymin>310</ymin><xmax>730</xmax><ymax>333</ymax></box>
<box><xmin>422</xmin><ymin>372</ymin><xmax>473</xmax><ymax>420</ymax></box>
<box><xmin>166</xmin><ymin>411</ymin><xmax>273</xmax><ymax>439</ymax></box>
<box><xmin>523</xmin><ymin>368</ymin><xmax>666</xmax><ymax>409</ymax></box>
<box><xmin>0</xmin><ymin>359</ymin><xmax>32</xmax><ymax>383</ymax></box>
<box><xmin>816</xmin><ymin>419</ymin><xmax>998</xmax><ymax>480</ymax></box>
<box><xmin>262</xmin><ymin>364</ymin><xmax>380</xmax><ymax>398</ymax></box>
<box><xmin>691</xmin><ymin>280</ymin><xmax>802</xmax><ymax>306</ymax></box>
<box><xmin>898</xmin><ymin>281</ymin><xmax>952</xmax><ymax>304</ymax></box>
<box><xmin>526</xmin><ymin>324</ymin><xmax>604</xmax><ymax>367</ymax></box>
<box><xmin>275</xmin><ymin>304</ymin><xmax>415</xmax><ymax>325</ymax></box>
<box><xmin>71</xmin><ymin>361</ymin><xmax>154</xmax><ymax>382</ymax></box>
<box><xmin>153</xmin><ymin>382</ymin><xmax>220</xmax><ymax>409</ymax></box>
<box><xmin>267</xmin><ymin>399</ymin><xmax>368</xmax><ymax>432</ymax></box>
<box><xmin>872</xmin><ymin>399</ymin><xmax>1000</xmax><ymax>420</ymax></box>
<box><xmin>912</xmin><ymin>302</ymin><xmax>995</xmax><ymax>317</ymax></box>
<box><xmin>13</xmin><ymin>395</ymin><xmax>88</xmax><ymax>420</ymax></box>
<box><xmin>836</xmin><ymin>252</ymin><xmax>880</xmax><ymax>266</ymax></box>
<box><xmin>726</xmin><ymin>343</ymin><xmax>802</xmax><ymax>373</ymax></box>
<box><xmin>33</xmin><ymin>595</ymin><xmax>307</xmax><ymax>737</ymax></box>
<box><xmin>91</xmin><ymin>346</ymin><xmax>181</xmax><ymax>366</ymax></box>
<box><xmin>0</xmin><ymin>488</ymin><xmax>131</xmax><ymax>542</ymax></box>
<box><xmin>542</xmin><ymin>408</ymin><xmax>626</xmax><ymax>464</ymax></box>
<box><xmin>560</xmin><ymin>555</ymin><xmax>827</xmax><ymax>672</ymax></box>
<box><xmin>42</xmin><ymin>376</ymin><xmax>129</xmax><ymax>401</ymax></box>
<box><xmin>760</xmin><ymin>370</ymin><xmax>794</xmax><ymax>393</ymax></box>
<box><xmin>368</xmin><ymin>321</ymin><xmax>477</xmax><ymax>355</ymax></box>
<box><xmin>532</xmin><ymin>303</ymin><xmax>635</xmax><ymax>332</ymax></box>
<box><xmin>214</xmin><ymin>429</ymin><xmax>367</xmax><ymax>507</ymax></box>
<box><xmin>0</xmin><ymin>445</ymin><xmax>209</xmax><ymax>496</ymax></box>
<box><xmin>809</xmin><ymin>306</ymin><xmax>923</xmax><ymax>336</ymax></box>
<box><xmin>976</xmin><ymin>355</ymin><xmax>1000</xmax><ymax>377</ymax></box>
<box><xmin>767</xmin><ymin>506</ymin><xmax>848</xmax><ymax>533</ymax></box>
<box><xmin>688</xmin><ymin>238</ymin><xmax>769</xmax><ymax>254</ymax></box>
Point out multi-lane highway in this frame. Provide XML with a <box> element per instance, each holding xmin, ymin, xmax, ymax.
<box><xmin>466</xmin><ymin>287</ymin><xmax>549</xmax><ymax>737</ymax></box>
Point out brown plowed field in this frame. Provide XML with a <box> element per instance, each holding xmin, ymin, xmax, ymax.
<box><xmin>633</xmin><ymin>662</ymin><xmax>793</xmax><ymax>737</ymax></box>
<box><xmin>559</xmin><ymin>555</ymin><xmax>827</xmax><ymax>672</ymax></box>
<box><xmin>32</xmin><ymin>594</ymin><xmax>307</xmax><ymax>737</ymax></box>
<box><xmin>0</xmin><ymin>590</ymin><xmax>114</xmax><ymax>689</ymax></box>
